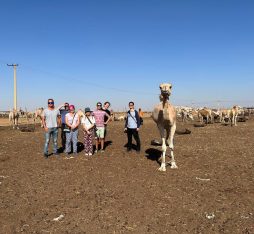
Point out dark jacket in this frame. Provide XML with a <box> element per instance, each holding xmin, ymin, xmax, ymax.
<box><xmin>125</xmin><ymin>110</ymin><xmax>141</xmax><ymax>129</ymax></box>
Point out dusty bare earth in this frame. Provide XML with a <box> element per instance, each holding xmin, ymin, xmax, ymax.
<box><xmin>0</xmin><ymin>118</ymin><xmax>254</xmax><ymax>234</ymax></box>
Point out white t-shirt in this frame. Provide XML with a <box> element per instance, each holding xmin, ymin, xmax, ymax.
<box><xmin>42</xmin><ymin>108</ymin><xmax>60</xmax><ymax>128</ymax></box>
<box><xmin>81</xmin><ymin>116</ymin><xmax>95</xmax><ymax>129</ymax></box>
<box><xmin>65</xmin><ymin>113</ymin><xmax>79</xmax><ymax>127</ymax></box>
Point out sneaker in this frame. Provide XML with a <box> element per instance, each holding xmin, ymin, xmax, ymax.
<box><xmin>127</xmin><ymin>148</ymin><xmax>132</xmax><ymax>152</ymax></box>
<box><xmin>44</xmin><ymin>153</ymin><xmax>48</xmax><ymax>158</ymax></box>
<box><xmin>94</xmin><ymin>150</ymin><xmax>98</xmax><ymax>154</ymax></box>
<box><xmin>88</xmin><ymin>153</ymin><xmax>93</xmax><ymax>156</ymax></box>
<box><xmin>85</xmin><ymin>153</ymin><xmax>89</xmax><ymax>156</ymax></box>
<box><xmin>101</xmin><ymin>149</ymin><xmax>105</xmax><ymax>153</ymax></box>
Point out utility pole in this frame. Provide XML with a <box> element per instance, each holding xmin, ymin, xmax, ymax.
<box><xmin>7</xmin><ymin>64</ymin><xmax>18</xmax><ymax>111</ymax></box>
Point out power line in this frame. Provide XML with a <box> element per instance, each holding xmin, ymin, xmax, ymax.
<box><xmin>0</xmin><ymin>60</ymin><xmax>158</xmax><ymax>96</ymax></box>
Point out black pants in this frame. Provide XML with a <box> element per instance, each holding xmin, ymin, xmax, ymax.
<box><xmin>127</xmin><ymin>128</ymin><xmax>141</xmax><ymax>151</ymax></box>
<box><xmin>61</xmin><ymin>123</ymin><xmax>67</xmax><ymax>149</ymax></box>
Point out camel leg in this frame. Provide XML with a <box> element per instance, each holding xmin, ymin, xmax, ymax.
<box><xmin>16</xmin><ymin>117</ymin><xmax>19</xmax><ymax>130</ymax></box>
<box><xmin>158</xmin><ymin>138</ymin><xmax>167</xmax><ymax>172</ymax></box>
<box><xmin>157</xmin><ymin>125</ymin><xmax>166</xmax><ymax>172</ymax></box>
<box><xmin>169</xmin><ymin>124</ymin><xmax>177</xmax><ymax>169</ymax></box>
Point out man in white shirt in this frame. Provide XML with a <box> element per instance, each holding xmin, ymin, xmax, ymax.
<box><xmin>42</xmin><ymin>98</ymin><xmax>61</xmax><ymax>158</ymax></box>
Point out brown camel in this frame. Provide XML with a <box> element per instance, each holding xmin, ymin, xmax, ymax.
<box><xmin>152</xmin><ymin>83</ymin><xmax>177</xmax><ymax>171</ymax></box>
<box><xmin>198</xmin><ymin>107</ymin><xmax>213</xmax><ymax>124</ymax></box>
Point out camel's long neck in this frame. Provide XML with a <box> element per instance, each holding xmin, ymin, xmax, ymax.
<box><xmin>162</xmin><ymin>99</ymin><xmax>169</xmax><ymax>109</ymax></box>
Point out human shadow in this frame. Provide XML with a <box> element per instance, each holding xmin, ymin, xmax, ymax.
<box><xmin>123</xmin><ymin>143</ymin><xmax>139</xmax><ymax>151</ymax></box>
<box><xmin>145</xmin><ymin>148</ymin><xmax>162</xmax><ymax>166</ymax></box>
<box><xmin>77</xmin><ymin>142</ymin><xmax>84</xmax><ymax>153</ymax></box>
<box><xmin>58</xmin><ymin>147</ymin><xmax>65</xmax><ymax>153</ymax></box>
<box><xmin>104</xmin><ymin>140</ymin><xmax>113</xmax><ymax>150</ymax></box>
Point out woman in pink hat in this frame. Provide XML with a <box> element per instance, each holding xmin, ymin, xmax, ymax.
<box><xmin>64</xmin><ymin>105</ymin><xmax>80</xmax><ymax>158</ymax></box>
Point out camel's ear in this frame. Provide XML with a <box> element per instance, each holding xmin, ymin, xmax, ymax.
<box><xmin>170</xmin><ymin>84</ymin><xmax>173</xmax><ymax>89</ymax></box>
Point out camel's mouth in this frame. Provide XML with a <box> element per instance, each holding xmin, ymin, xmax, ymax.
<box><xmin>161</xmin><ymin>90</ymin><xmax>170</xmax><ymax>96</ymax></box>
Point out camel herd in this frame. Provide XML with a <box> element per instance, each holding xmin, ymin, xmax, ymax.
<box><xmin>177</xmin><ymin>105</ymin><xmax>245</xmax><ymax>126</ymax></box>
<box><xmin>8</xmin><ymin>107</ymin><xmax>44</xmax><ymax>129</ymax></box>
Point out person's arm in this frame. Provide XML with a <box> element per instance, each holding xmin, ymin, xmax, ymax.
<box><xmin>124</xmin><ymin>112</ymin><xmax>128</xmax><ymax>131</ymax></box>
<box><xmin>104</xmin><ymin>113</ymin><xmax>111</xmax><ymax>125</ymax></box>
<box><xmin>136</xmin><ymin>111</ymin><xmax>141</xmax><ymax>130</ymax></box>
<box><xmin>42</xmin><ymin>115</ymin><xmax>48</xmax><ymax>131</ymax></box>
<box><xmin>57</xmin><ymin>116</ymin><xmax>61</xmax><ymax>127</ymax></box>
<box><xmin>57</xmin><ymin>110</ymin><xmax>61</xmax><ymax>127</ymax></box>
<box><xmin>57</xmin><ymin>103</ymin><xmax>65</xmax><ymax>110</ymax></box>
<box><xmin>72</xmin><ymin>115</ymin><xmax>80</xmax><ymax>129</ymax></box>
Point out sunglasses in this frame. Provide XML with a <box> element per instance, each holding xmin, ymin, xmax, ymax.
<box><xmin>48</xmin><ymin>102</ymin><xmax>54</xmax><ymax>104</ymax></box>
<box><xmin>97</xmin><ymin>105</ymin><xmax>102</xmax><ymax>107</ymax></box>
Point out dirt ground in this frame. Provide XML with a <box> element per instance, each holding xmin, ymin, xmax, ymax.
<box><xmin>0</xmin><ymin>117</ymin><xmax>253</xmax><ymax>234</ymax></box>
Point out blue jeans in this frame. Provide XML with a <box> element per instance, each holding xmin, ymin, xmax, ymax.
<box><xmin>44</xmin><ymin>127</ymin><xmax>58</xmax><ymax>154</ymax></box>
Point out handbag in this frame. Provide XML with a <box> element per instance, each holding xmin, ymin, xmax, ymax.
<box><xmin>64</xmin><ymin>113</ymin><xmax>77</xmax><ymax>132</ymax></box>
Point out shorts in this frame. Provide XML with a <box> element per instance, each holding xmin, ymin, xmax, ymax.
<box><xmin>95</xmin><ymin>127</ymin><xmax>105</xmax><ymax>139</ymax></box>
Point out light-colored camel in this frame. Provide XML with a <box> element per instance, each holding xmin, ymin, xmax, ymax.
<box><xmin>114</xmin><ymin>115</ymin><xmax>126</xmax><ymax>121</ymax></box>
<box><xmin>34</xmin><ymin>107</ymin><xmax>44</xmax><ymax>127</ymax></box>
<box><xmin>229</xmin><ymin>105</ymin><xmax>239</xmax><ymax>126</ymax></box>
<box><xmin>219</xmin><ymin>109</ymin><xmax>230</xmax><ymax>123</ymax></box>
<box><xmin>152</xmin><ymin>83</ymin><xmax>177</xmax><ymax>171</ymax></box>
<box><xmin>9</xmin><ymin>109</ymin><xmax>19</xmax><ymax>129</ymax></box>
<box><xmin>220</xmin><ymin>106</ymin><xmax>239</xmax><ymax>126</ymax></box>
<box><xmin>180</xmin><ymin>108</ymin><xmax>194</xmax><ymax>122</ymax></box>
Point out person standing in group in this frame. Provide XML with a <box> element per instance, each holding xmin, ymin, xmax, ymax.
<box><xmin>59</xmin><ymin>102</ymin><xmax>69</xmax><ymax>151</ymax></box>
<box><xmin>124</xmin><ymin>101</ymin><xmax>141</xmax><ymax>153</ymax></box>
<box><xmin>138</xmin><ymin>108</ymin><xmax>144</xmax><ymax>125</ymax></box>
<box><xmin>103</xmin><ymin>101</ymin><xmax>111</xmax><ymax>140</ymax></box>
<box><xmin>81</xmin><ymin>107</ymin><xmax>96</xmax><ymax>156</ymax></box>
<box><xmin>65</xmin><ymin>105</ymin><xmax>80</xmax><ymax>158</ymax></box>
<box><xmin>42</xmin><ymin>98</ymin><xmax>61</xmax><ymax>158</ymax></box>
<box><xmin>93</xmin><ymin>102</ymin><xmax>111</xmax><ymax>153</ymax></box>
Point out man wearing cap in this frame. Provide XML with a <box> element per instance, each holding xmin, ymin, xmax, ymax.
<box><xmin>93</xmin><ymin>102</ymin><xmax>111</xmax><ymax>153</ymax></box>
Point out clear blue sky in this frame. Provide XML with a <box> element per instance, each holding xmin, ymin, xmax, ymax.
<box><xmin>0</xmin><ymin>0</ymin><xmax>253</xmax><ymax>111</ymax></box>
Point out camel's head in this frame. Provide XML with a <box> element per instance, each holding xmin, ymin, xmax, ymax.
<box><xmin>159</xmin><ymin>83</ymin><xmax>172</xmax><ymax>101</ymax></box>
